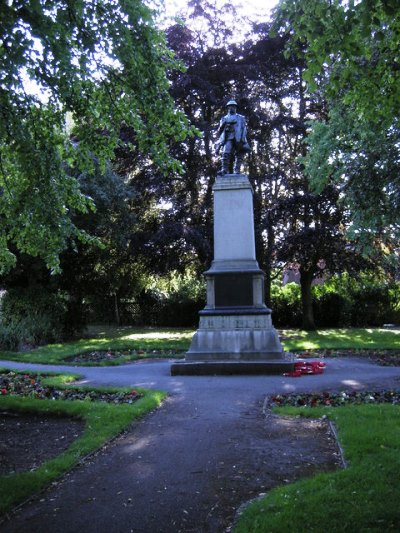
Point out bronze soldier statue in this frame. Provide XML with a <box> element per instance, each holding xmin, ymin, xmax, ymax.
<box><xmin>215</xmin><ymin>99</ymin><xmax>251</xmax><ymax>175</ymax></box>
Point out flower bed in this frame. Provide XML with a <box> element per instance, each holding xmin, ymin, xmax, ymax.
<box><xmin>0</xmin><ymin>371</ymin><xmax>141</xmax><ymax>404</ymax></box>
<box><xmin>64</xmin><ymin>349</ymin><xmax>185</xmax><ymax>364</ymax></box>
<box><xmin>294</xmin><ymin>349</ymin><xmax>400</xmax><ymax>366</ymax></box>
<box><xmin>269</xmin><ymin>389</ymin><xmax>400</xmax><ymax>408</ymax></box>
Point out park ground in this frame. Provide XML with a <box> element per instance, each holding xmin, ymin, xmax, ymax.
<box><xmin>0</xmin><ymin>326</ymin><xmax>400</xmax><ymax>531</ymax></box>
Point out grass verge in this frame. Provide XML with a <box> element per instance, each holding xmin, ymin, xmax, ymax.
<box><xmin>0</xmin><ymin>371</ymin><xmax>166</xmax><ymax>516</ymax></box>
<box><xmin>235</xmin><ymin>403</ymin><xmax>400</xmax><ymax>532</ymax></box>
<box><xmin>0</xmin><ymin>327</ymin><xmax>399</xmax><ymax>366</ymax></box>
<box><xmin>281</xmin><ymin>327</ymin><xmax>400</xmax><ymax>352</ymax></box>
<box><xmin>0</xmin><ymin>327</ymin><xmax>194</xmax><ymax>365</ymax></box>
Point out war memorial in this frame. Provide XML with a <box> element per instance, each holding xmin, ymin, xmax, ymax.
<box><xmin>171</xmin><ymin>101</ymin><xmax>294</xmax><ymax>375</ymax></box>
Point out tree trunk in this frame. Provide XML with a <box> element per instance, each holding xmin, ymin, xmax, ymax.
<box><xmin>300</xmin><ymin>268</ymin><xmax>316</xmax><ymax>330</ymax></box>
<box><xmin>114</xmin><ymin>293</ymin><xmax>121</xmax><ymax>326</ymax></box>
<box><xmin>264</xmin><ymin>265</ymin><xmax>272</xmax><ymax>309</ymax></box>
<box><xmin>264</xmin><ymin>213</ymin><xmax>275</xmax><ymax>308</ymax></box>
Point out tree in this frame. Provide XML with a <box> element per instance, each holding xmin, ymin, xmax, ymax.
<box><xmin>0</xmin><ymin>162</ymin><xmax>145</xmax><ymax>334</ymax></box>
<box><xmin>304</xmin><ymin>103</ymin><xmax>400</xmax><ymax>255</ymax></box>
<box><xmin>66</xmin><ymin>5</ymin><xmax>375</xmax><ymax>331</ymax></box>
<box><xmin>273</xmin><ymin>0</ymin><xmax>400</xmax><ymax>253</ymax></box>
<box><xmin>243</xmin><ymin>37</ymin><xmax>360</xmax><ymax>329</ymax></box>
<box><xmin>274</xmin><ymin>0</ymin><xmax>400</xmax><ymax>120</ymax></box>
<box><xmin>162</xmin><ymin>14</ymin><xmax>362</xmax><ymax>329</ymax></box>
<box><xmin>0</xmin><ymin>0</ymin><xmax>192</xmax><ymax>274</ymax></box>
<box><xmin>272</xmin><ymin>185</ymin><xmax>371</xmax><ymax>329</ymax></box>
<box><xmin>58</xmin><ymin>164</ymin><xmax>145</xmax><ymax>329</ymax></box>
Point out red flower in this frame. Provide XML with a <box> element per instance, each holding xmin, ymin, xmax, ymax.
<box><xmin>1</xmin><ymin>388</ymin><xmax>7</xmax><ymax>395</ymax></box>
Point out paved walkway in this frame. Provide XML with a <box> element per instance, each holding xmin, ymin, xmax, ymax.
<box><xmin>1</xmin><ymin>357</ymin><xmax>400</xmax><ymax>532</ymax></box>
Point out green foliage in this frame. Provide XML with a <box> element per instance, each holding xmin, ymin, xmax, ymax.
<box><xmin>0</xmin><ymin>323</ymin><xmax>21</xmax><ymax>352</ymax></box>
<box><xmin>235</xmin><ymin>404</ymin><xmax>400</xmax><ymax>532</ymax></box>
<box><xmin>0</xmin><ymin>287</ymin><xmax>75</xmax><ymax>350</ymax></box>
<box><xmin>303</xmin><ymin>103</ymin><xmax>400</xmax><ymax>252</ymax></box>
<box><xmin>0</xmin><ymin>0</ymin><xmax>192</xmax><ymax>273</ymax></box>
<box><xmin>274</xmin><ymin>0</ymin><xmax>400</xmax><ymax>120</ymax></box>
<box><xmin>271</xmin><ymin>282</ymin><xmax>302</xmax><ymax>327</ymax></box>
<box><xmin>312</xmin><ymin>290</ymin><xmax>350</xmax><ymax>328</ymax></box>
<box><xmin>273</xmin><ymin>0</ymin><xmax>400</xmax><ymax>252</ymax></box>
<box><xmin>58</xmin><ymin>163</ymin><xmax>147</xmax><ymax>328</ymax></box>
<box><xmin>144</xmin><ymin>271</ymin><xmax>206</xmax><ymax>327</ymax></box>
<box><xmin>270</xmin><ymin>274</ymin><xmax>400</xmax><ymax>328</ymax></box>
<box><xmin>313</xmin><ymin>274</ymin><xmax>400</xmax><ymax>327</ymax></box>
<box><xmin>84</xmin><ymin>271</ymin><xmax>206</xmax><ymax>327</ymax></box>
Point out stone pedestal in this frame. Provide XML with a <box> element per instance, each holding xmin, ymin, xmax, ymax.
<box><xmin>213</xmin><ymin>174</ymin><xmax>257</xmax><ymax>263</ymax></box>
<box><xmin>171</xmin><ymin>174</ymin><xmax>294</xmax><ymax>375</ymax></box>
<box><xmin>186</xmin><ymin>312</ymin><xmax>284</xmax><ymax>360</ymax></box>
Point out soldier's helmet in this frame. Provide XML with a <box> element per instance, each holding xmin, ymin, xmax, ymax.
<box><xmin>226</xmin><ymin>99</ymin><xmax>237</xmax><ymax>107</ymax></box>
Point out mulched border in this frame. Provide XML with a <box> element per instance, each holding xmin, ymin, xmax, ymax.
<box><xmin>63</xmin><ymin>349</ymin><xmax>185</xmax><ymax>364</ymax></box>
<box><xmin>62</xmin><ymin>348</ymin><xmax>400</xmax><ymax>366</ymax></box>
<box><xmin>268</xmin><ymin>389</ymin><xmax>400</xmax><ymax>408</ymax></box>
<box><xmin>0</xmin><ymin>371</ymin><xmax>141</xmax><ymax>404</ymax></box>
<box><xmin>269</xmin><ymin>349</ymin><xmax>400</xmax><ymax>407</ymax></box>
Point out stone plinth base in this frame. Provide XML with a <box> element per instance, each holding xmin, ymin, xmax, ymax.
<box><xmin>186</xmin><ymin>328</ymin><xmax>282</xmax><ymax>360</ymax></box>
<box><xmin>171</xmin><ymin>359</ymin><xmax>294</xmax><ymax>376</ymax></box>
<box><xmin>184</xmin><ymin>311</ymin><xmax>290</xmax><ymax>363</ymax></box>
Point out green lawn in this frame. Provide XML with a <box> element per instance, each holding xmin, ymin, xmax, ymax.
<box><xmin>281</xmin><ymin>327</ymin><xmax>400</xmax><ymax>352</ymax></box>
<box><xmin>0</xmin><ymin>371</ymin><xmax>166</xmax><ymax>515</ymax></box>
<box><xmin>0</xmin><ymin>327</ymin><xmax>399</xmax><ymax>366</ymax></box>
<box><xmin>235</xmin><ymin>403</ymin><xmax>400</xmax><ymax>532</ymax></box>
<box><xmin>0</xmin><ymin>327</ymin><xmax>194</xmax><ymax>365</ymax></box>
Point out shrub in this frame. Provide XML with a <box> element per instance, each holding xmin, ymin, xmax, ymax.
<box><xmin>0</xmin><ymin>323</ymin><xmax>21</xmax><ymax>351</ymax></box>
<box><xmin>349</xmin><ymin>285</ymin><xmax>393</xmax><ymax>327</ymax></box>
<box><xmin>270</xmin><ymin>274</ymin><xmax>400</xmax><ymax>328</ymax></box>
<box><xmin>140</xmin><ymin>275</ymin><xmax>206</xmax><ymax>327</ymax></box>
<box><xmin>313</xmin><ymin>291</ymin><xmax>351</xmax><ymax>328</ymax></box>
<box><xmin>85</xmin><ymin>272</ymin><xmax>206</xmax><ymax>328</ymax></box>
<box><xmin>312</xmin><ymin>275</ymin><xmax>400</xmax><ymax>328</ymax></box>
<box><xmin>270</xmin><ymin>283</ymin><xmax>302</xmax><ymax>327</ymax></box>
<box><xmin>0</xmin><ymin>288</ymin><xmax>70</xmax><ymax>350</ymax></box>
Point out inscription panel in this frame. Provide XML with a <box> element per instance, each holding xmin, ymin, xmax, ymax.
<box><xmin>214</xmin><ymin>274</ymin><xmax>253</xmax><ymax>307</ymax></box>
<box><xmin>199</xmin><ymin>314</ymin><xmax>272</xmax><ymax>330</ymax></box>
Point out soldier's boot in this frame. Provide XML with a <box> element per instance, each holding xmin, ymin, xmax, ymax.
<box><xmin>219</xmin><ymin>154</ymin><xmax>231</xmax><ymax>175</ymax></box>
<box><xmin>234</xmin><ymin>155</ymin><xmax>243</xmax><ymax>174</ymax></box>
